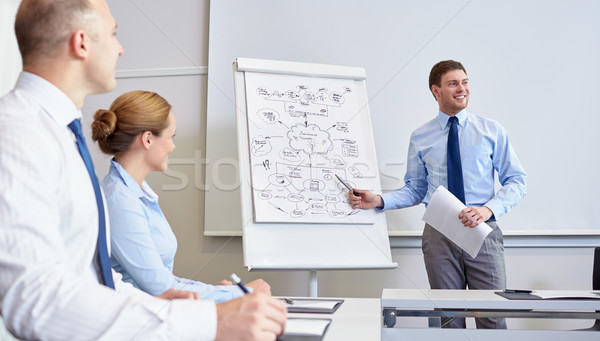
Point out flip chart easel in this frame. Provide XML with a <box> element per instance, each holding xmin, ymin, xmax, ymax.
<box><xmin>234</xmin><ymin>58</ymin><xmax>397</xmax><ymax>296</ymax></box>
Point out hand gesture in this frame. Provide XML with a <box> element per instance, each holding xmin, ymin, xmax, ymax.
<box><xmin>459</xmin><ymin>206</ymin><xmax>493</xmax><ymax>228</ymax></box>
<box><xmin>216</xmin><ymin>293</ymin><xmax>287</xmax><ymax>341</ymax></box>
<box><xmin>348</xmin><ymin>189</ymin><xmax>383</xmax><ymax>210</ymax></box>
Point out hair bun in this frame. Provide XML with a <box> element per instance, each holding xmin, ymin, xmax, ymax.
<box><xmin>91</xmin><ymin>109</ymin><xmax>117</xmax><ymax>142</ymax></box>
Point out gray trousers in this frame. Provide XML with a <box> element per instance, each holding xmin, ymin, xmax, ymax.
<box><xmin>422</xmin><ymin>221</ymin><xmax>507</xmax><ymax>329</ymax></box>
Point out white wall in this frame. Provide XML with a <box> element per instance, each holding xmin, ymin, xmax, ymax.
<box><xmin>0</xmin><ymin>0</ymin><xmax>22</xmax><ymax>96</ymax></box>
<box><xmin>76</xmin><ymin>0</ymin><xmax>598</xmax><ymax>331</ymax></box>
<box><xmin>205</xmin><ymin>0</ymin><xmax>600</xmax><ymax>237</ymax></box>
<box><xmin>0</xmin><ymin>5</ymin><xmax>22</xmax><ymax>341</ymax></box>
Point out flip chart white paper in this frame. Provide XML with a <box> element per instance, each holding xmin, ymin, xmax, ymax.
<box><xmin>243</xmin><ymin>72</ymin><xmax>377</xmax><ymax>224</ymax></box>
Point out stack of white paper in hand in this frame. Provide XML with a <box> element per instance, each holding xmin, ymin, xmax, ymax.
<box><xmin>422</xmin><ymin>186</ymin><xmax>492</xmax><ymax>258</ymax></box>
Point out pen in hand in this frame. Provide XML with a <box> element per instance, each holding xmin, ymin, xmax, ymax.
<box><xmin>231</xmin><ymin>273</ymin><xmax>250</xmax><ymax>294</ymax></box>
<box><xmin>335</xmin><ymin>174</ymin><xmax>359</xmax><ymax>197</ymax></box>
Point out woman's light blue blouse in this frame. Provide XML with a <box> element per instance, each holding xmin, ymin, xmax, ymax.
<box><xmin>101</xmin><ymin>160</ymin><xmax>243</xmax><ymax>302</ymax></box>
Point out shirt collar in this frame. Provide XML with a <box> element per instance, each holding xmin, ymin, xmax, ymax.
<box><xmin>16</xmin><ymin>71</ymin><xmax>82</xmax><ymax>126</ymax></box>
<box><xmin>110</xmin><ymin>160</ymin><xmax>159</xmax><ymax>203</ymax></box>
<box><xmin>437</xmin><ymin>109</ymin><xmax>469</xmax><ymax>129</ymax></box>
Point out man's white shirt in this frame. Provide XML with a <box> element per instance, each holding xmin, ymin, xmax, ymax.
<box><xmin>0</xmin><ymin>72</ymin><xmax>216</xmax><ymax>340</ymax></box>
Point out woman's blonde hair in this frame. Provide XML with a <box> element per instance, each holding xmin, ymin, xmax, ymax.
<box><xmin>92</xmin><ymin>90</ymin><xmax>172</xmax><ymax>156</ymax></box>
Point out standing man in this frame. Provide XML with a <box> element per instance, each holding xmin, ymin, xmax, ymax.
<box><xmin>0</xmin><ymin>0</ymin><xmax>286</xmax><ymax>340</ymax></box>
<box><xmin>349</xmin><ymin>60</ymin><xmax>527</xmax><ymax>329</ymax></box>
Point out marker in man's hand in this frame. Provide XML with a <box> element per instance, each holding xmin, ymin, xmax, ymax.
<box><xmin>335</xmin><ymin>174</ymin><xmax>359</xmax><ymax>197</ymax></box>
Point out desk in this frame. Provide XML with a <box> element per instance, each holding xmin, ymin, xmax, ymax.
<box><xmin>382</xmin><ymin>328</ymin><xmax>600</xmax><ymax>340</ymax></box>
<box><xmin>288</xmin><ymin>297</ymin><xmax>380</xmax><ymax>341</ymax></box>
<box><xmin>382</xmin><ymin>289</ymin><xmax>600</xmax><ymax>340</ymax></box>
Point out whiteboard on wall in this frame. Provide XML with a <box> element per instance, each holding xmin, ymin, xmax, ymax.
<box><xmin>205</xmin><ymin>0</ymin><xmax>600</xmax><ymax>237</ymax></box>
<box><xmin>234</xmin><ymin>58</ymin><xmax>396</xmax><ymax>270</ymax></box>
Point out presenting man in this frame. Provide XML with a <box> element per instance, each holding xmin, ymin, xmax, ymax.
<box><xmin>0</xmin><ymin>0</ymin><xmax>286</xmax><ymax>340</ymax></box>
<box><xmin>349</xmin><ymin>60</ymin><xmax>527</xmax><ymax>329</ymax></box>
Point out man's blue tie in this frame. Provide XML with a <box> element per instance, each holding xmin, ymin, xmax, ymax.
<box><xmin>68</xmin><ymin>119</ymin><xmax>115</xmax><ymax>289</ymax></box>
<box><xmin>447</xmin><ymin>116</ymin><xmax>465</xmax><ymax>204</ymax></box>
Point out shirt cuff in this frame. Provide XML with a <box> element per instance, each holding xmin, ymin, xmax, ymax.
<box><xmin>377</xmin><ymin>193</ymin><xmax>390</xmax><ymax>211</ymax></box>
<box><xmin>484</xmin><ymin>200</ymin><xmax>504</xmax><ymax>220</ymax></box>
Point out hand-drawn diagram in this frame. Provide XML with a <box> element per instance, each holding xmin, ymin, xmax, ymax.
<box><xmin>244</xmin><ymin>72</ymin><xmax>377</xmax><ymax>224</ymax></box>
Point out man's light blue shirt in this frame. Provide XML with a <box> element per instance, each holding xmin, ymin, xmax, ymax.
<box><xmin>380</xmin><ymin>110</ymin><xmax>527</xmax><ymax>218</ymax></box>
<box><xmin>102</xmin><ymin>160</ymin><xmax>244</xmax><ymax>302</ymax></box>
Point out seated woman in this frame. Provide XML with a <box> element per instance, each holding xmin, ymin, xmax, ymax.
<box><xmin>91</xmin><ymin>90</ymin><xmax>269</xmax><ymax>302</ymax></box>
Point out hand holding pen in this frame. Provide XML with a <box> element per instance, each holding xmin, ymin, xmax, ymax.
<box><xmin>346</xmin><ymin>187</ymin><xmax>384</xmax><ymax>210</ymax></box>
<box><xmin>335</xmin><ymin>174</ymin><xmax>359</xmax><ymax>197</ymax></box>
<box><xmin>335</xmin><ymin>174</ymin><xmax>384</xmax><ymax>209</ymax></box>
<box><xmin>230</xmin><ymin>274</ymin><xmax>272</xmax><ymax>295</ymax></box>
<box><xmin>216</xmin><ymin>274</ymin><xmax>287</xmax><ymax>340</ymax></box>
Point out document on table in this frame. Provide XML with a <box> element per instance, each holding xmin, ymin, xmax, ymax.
<box><xmin>277</xmin><ymin>318</ymin><xmax>331</xmax><ymax>341</ymax></box>
<box><xmin>498</xmin><ymin>290</ymin><xmax>600</xmax><ymax>300</ymax></box>
<box><xmin>422</xmin><ymin>186</ymin><xmax>492</xmax><ymax>258</ymax></box>
<box><xmin>534</xmin><ymin>290</ymin><xmax>600</xmax><ymax>299</ymax></box>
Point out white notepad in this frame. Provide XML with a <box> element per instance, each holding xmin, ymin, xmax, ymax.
<box><xmin>534</xmin><ymin>290</ymin><xmax>600</xmax><ymax>299</ymax></box>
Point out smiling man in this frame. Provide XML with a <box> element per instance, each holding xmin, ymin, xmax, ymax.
<box><xmin>349</xmin><ymin>60</ymin><xmax>527</xmax><ymax>329</ymax></box>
